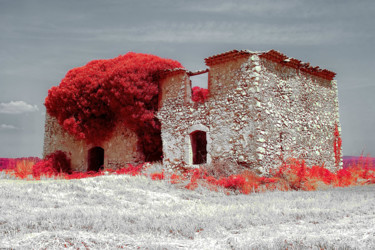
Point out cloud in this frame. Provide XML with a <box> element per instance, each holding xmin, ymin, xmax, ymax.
<box><xmin>111</xmin><ymin>21</ymin><xmax>341</xmax><ymax>46</ymax></box>
<box><xmin>0</xmin><ymin>101</ymin><xmax>39</xmax><ymax>114</ymax></box>
<box><xmin>181</xmin><ymin>0</ymin><xmax>301</xmax><ymax>15</ymax></box>
<box><xmin>0</xmin><ymin>124</ymin><xmax>17</xmax><ymax>130</ymax></box>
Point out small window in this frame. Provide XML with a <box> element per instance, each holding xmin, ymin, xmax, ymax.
<box><xmin>190</xmin><ymin>73</ymin><xmax>208</xmax><ymax>89</ymax></box>
<box><xmin>190</xmin><ymin>131</ymin><xmax>207</xmax><ymax>164</ymax></box>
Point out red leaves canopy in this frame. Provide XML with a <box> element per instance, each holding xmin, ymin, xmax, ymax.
<box><xmin>45</xmin><ymin>52</ymin><xmax>183</xmax><ymax>160</ymax></box>
<box><xmin>192</xmin><ymin>86</ymin><xmax>209</xmax><ymax>103</ymax></box>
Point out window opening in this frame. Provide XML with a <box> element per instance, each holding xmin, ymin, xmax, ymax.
<box><xmin>190</xmin><ymin>72</ymin><xmax>208</xmax><ymax>89</ymax></box>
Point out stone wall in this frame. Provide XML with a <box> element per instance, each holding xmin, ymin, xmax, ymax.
<box><xmin>43</xmin><ymin>114</ymin><xmax>143</xmax><ymax>171</ymax></box>
<box><xmin>43</xmin><ymin>49</ymin><xmax>342</xmax><ymax>174</ymax></box>
<box><xmin>249</xmin><ymin>54</ymin><xmax>342</xmax><ymax>172</ymax></box>
<box><xmin>157</xmin><ymin>51</ymin><xmax>342</xmax><ymax>174</ymax></box>
<box><xmin>208</xmin><ymin>56</ymin><xmax>258</xmax><ymax>167</ymax></box>
<box><xmin>157</xmin><ymin>59</ymin><xmax>260</xmax><ymax>169</ymax></box>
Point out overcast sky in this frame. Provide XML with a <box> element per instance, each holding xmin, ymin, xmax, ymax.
<box><xmin>0</xmin><ymin>0</ymin><xmax>374</xmax><ymax>158</ymax></box>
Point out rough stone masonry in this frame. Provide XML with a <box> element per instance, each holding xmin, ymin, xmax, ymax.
<box><xmin>43</xmin><ymin>49</ymin><xmax>342</xmax><ymax>174</ymax></box>
<box><xmin>157</xmin><ymin>49</ymin><xmax>342</xmax><ymax>174</ymax></box>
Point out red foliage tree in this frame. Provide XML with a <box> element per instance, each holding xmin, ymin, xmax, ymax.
<box><xmin>191</xmin><ymin>86</ymin><xmax>209</xmax><ymax>103</ymax></box>
<box><xmin>45</xmin><ymin>53</ymin><xmax>183</xmax><ymax>161</ymax></box>
<box><xmin>32</xmin><ymin>151</ymin><xmax>72</xmax><ymax>178</ymax></box>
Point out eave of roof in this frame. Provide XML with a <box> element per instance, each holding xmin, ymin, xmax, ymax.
<box><xmin>204</xmin><ymin>49</ymin><xmax>336</xmax><ymax>81</ymax></box>
<box><xmin>187</xmin><ymin>69</ymin><xmax>209</xmax><ymax>76</ymax></box>
<box><xmin>204</xmin><ymin>50</ymin><xmax>252</xmax><ymax>67</ymax></box>
<box><xmin>260</xmin><ymin>50</ymin><xmax>336</xmax><ymax>81</ymax></box>
<box><xmin>157</xmin><ymin>68</ymin><xmax>186</xmax><ymax>79</ymax></box>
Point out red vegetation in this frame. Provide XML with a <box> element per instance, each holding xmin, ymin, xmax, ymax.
<box><xmin>2</xmin><ymin>155</ymin><xmax>375</xmax><ymax>195</ymax></box>
<box><xmin>191</xmin><ymin>86</ymin><xmax>209</xmax><ymax>103</ymax></box>
<box><xmin>170</xmin><ymin>174</ymin><xmax>181</xmax><ymax>184</ymax></box>
<box><xmin>333</xmin><ymin>123</ymin><xmax>342</xmax><ymax>167</ymax></box>
<box><xmin>181</xmin><ymin>157</ymin><xmax>375</xmax><ymax>193</ymax></box>
<box><xmin>183</xmin><ymin>168</ymin><xmax>278</xmax><ymax>194</ymax></box>
<box><xmin>112</xmin><ymin>164</ymin><xmax>143</xmax><ymax>176</ymax></box>
<box><xmin>45</xmin><ymin>53</ymin><xmax>182</xmax><ymax>161</ymax></box>
<box><xmin>150</xmin><ymin>171</ymin><xmax>165</xmax><ymax>180</ymax></box>
<box><xmin>32</xmin><ymin>151</ymin><xmax>72</xmax><ymax>179</ymax></box>
<box><xmin>0</xmin><ymin>157</ymin><xmax>40</xmax><ymax>171</ymax></box>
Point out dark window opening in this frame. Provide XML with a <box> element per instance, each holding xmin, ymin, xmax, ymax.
<box><xmin>88</xmin><ymin>147</ymin><xmax>104</xmax><ymax>172</ymax></box>
<box><xmin>191</xmin><ymin>131</ymin><xmax>207</xmax><ymax>164</ymax></box>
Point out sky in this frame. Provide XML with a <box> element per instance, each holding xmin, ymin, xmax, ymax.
<box><xmin>0</xmin><ymin>0</ymin><xmax>374</xmax><ymax>158</ymax></box>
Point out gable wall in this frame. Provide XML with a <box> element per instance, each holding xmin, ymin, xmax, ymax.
<box><xmin>157</xmin><ymin>73</ymin><xmax>208</xmax><ymax>166</ymax></box>
<box><xmin>249</xmin><ymin>55</ymin><xmax>342</xmax><ymax>172</ymax></box>
<box><xmin>207</xmin><ymin>56</ymin><xmax>259</xmax><ymax>167</ymax></box>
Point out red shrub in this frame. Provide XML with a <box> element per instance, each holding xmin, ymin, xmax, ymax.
<box><xmin>184</xmin><ymin>168</ymin><xmax>207</xmax><ymax>190</ymax></box>
<box><xmin>115</xmin><ymin>164</ymin><xmax>143</xmax><ymax>176</ymax></box>
<box><xmin>151</xmin><ymin>172</ymin><xmax>165</xmax><ymax>180</ymax></box>
<box><xmin>0</xmin><ymin>157</ymin><xmax>41</xmax><ymax>171</ymax></box>
<box><xmin>45</xmin><ymin>53</ymin><xmax>183</xmax><ymax>161</ymax></box>
<box><xmin>336</xmin><ymin>168</ymin><xmax>353</xmax><ymax>186</ymax></box>
<box><xmin>307</xmin><ymin>165</ymin><xmax>336</xmax><ymax>184</ymax></box>
<box><xmin>204</xmin><ymin>175</ymin><xmax>219</xmax><ymax>185</ymax></box>
<box><xmin>32</xmin><ymin>151</ymin><xmax>72</xmax><ymax>178</ymax></box>
<box><xmin>192</xmin><ymin>86</ymin><xmax>209</xmax><ymax>103</ymax></box>
<box><xmin>66</xmin><ymin>171</ymin><xmax>104</xmax><ymax>180</ymax></box>
<box><xmin>218</xmin><ymin>175</ymin><xmax>246</xmax><ymax>190</ymax></box>
<box><xmin>258</xmin><ymin>177</ymin><xmax>277</xmax><ymax>184</ymax></box>
<box><xmin>170</xmin><ymin>174</ymin><xmax>181</xmax><ymax>184</ymax></box>
<box><xmin>32</xmin><ymin>158</ymin><xmax>55</xmax><ymax>178</ymax></box>
<box><xmin>272</xmin><ymin>159</ymin><xmax>307</xmax><ymax>190</ymax></box>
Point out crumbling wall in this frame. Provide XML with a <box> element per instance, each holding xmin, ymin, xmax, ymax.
<box><xmin>43</xmin><ymin>114</ymin><xmax>143</xmax><ymax>171</ymax></box>
<box><xmin>157</xmin><ymin>58</ymin><xmax>260</xmax><ymax>168</ymax></box>
<box><xmin>158</xmin><ymin>51</ymin><xmax>342</xmax><ymax>174</ymax></box>
<box><xmin>157</xmin><ymin>71</ymin><xmax>210</xmax><ymax>166</ymax></box>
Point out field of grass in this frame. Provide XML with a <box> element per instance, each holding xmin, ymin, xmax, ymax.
<box><xmin>1</xmin><ymin>172</ymin><xmax>375</xmax><ymax>249</ymax></box>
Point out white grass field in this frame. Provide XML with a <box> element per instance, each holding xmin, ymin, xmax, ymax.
<box><xmin>1</xmin><ymin>174</ymin><xmax>375</xmax><ymax>249</ymax></box>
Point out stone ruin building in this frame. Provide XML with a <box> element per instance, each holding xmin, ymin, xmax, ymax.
<box><xmin>43</xmin><ymin>49</ymin><xmax>342</xmax><ymax>174</ymax></box>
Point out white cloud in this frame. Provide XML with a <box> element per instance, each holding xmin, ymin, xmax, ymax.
<box><xmin>0</xmin><ymin>124</ymin><xmax>17</xmax><ymax>130</ymax></box>
<box><xmin>0</xmin><ymin>101</ymin><xmax>39</xmax><ymax>114</ymax></box>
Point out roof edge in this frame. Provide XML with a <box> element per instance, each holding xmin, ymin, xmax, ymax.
<box><xmin>259</xmin><ymin>50</ymin><xmax>336</xmax><ymax>81</ymax></box>
<box><xmin>204</xmin><ymin>50</ymin><xmax>252</xmax><ymax>66</ymax></box>
<box><xmin>157</xmin><ymin>68</ymin><xmax>186</xmax><ymax>79</ymax></box>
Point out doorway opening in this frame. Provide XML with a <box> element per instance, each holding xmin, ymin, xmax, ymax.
<box><xmin>141</xmin><ymin>118</ymin><xmax>163</xmax><ymax>162</ymax></box>
<box><xmin>87</xmin><ymin>146</ymin><xmax>104</xmax><ymax>172</ymax></box>
<box><xmin>190</xmin><ymin>130</ymin><xmax>207</xmax><ymax>164</ymax></box>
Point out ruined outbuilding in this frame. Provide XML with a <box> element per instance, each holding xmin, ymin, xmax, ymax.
<box><xmin>43</xmin><ymin>49</ymin><xmax>342</xmax><ymax>174</ymax></box>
